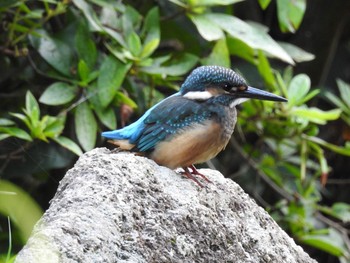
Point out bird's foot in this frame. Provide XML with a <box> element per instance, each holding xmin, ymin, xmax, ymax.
<box><xmin>181</xmin><ymin>165</ymin><xmax>211</xmax><ymax>187</ymax></box>
<box><xmin>182</xmin><ymin>167</ymin><xmax>204</xmax><ymax>188</ymax></box>
<box><xmin>189</xmin><ymin>165</ymin><xmax>212</xmax><ymax>183</ymax></box>
<box><xmin>110</xmin><ymin>148</ymin><xmax>122</xmax><ymax>153</ymax></box>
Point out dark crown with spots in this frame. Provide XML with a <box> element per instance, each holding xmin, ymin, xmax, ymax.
<box><xmin>180</xmin><ymin>66</ymin><xmax>247</xmax><ymax>95</ymax></box>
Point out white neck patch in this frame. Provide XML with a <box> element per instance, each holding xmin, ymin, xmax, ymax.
<box><xmin>230</xmin><ymin>98</ymin><xmax>249</xmax><ymax>108</ymax></box>
<box><xmin>183</xmin><ymin>91</ymin><xmax>213</xmax><ymax>101</ymax></box>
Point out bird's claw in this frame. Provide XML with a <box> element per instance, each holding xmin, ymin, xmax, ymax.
<box><xmin>181</xmin><ymin>165</ymin><xmax>211</xmax><ymax>188</ymax></box>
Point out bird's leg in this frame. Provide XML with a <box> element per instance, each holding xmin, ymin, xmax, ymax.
<box><xmin>182</xmin><ymin>167</ymin><xmax>204</xmax><ymax>188</ymax></box>
<box><xmin>189</xmin><ymin>164</ymin><xmax>212</xmax><ymax>183</ymax></box>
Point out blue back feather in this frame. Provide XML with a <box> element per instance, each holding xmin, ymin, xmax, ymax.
<box><xmin>101</xmin><ymin>92</ymin><xmax>181</xmax><ymax>143</ymax></box>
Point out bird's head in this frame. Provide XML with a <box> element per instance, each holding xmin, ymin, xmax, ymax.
<box><xmin>180</xmin><ymin>66</ymin><xmax>287</xmax><ymax>107</ymax></box>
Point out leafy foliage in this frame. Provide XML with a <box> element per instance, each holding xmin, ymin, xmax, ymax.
<box><xmin>0</xmin><ymin>0</ymin><xmax>349</xmax><ymax>262</ymax></box>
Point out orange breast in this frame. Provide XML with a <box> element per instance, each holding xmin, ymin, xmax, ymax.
<box><xmin>150</xmin><ymin>120</ymin><xmax>230</xmax><ymax>169</ymax></box>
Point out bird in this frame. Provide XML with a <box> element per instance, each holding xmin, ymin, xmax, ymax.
<box><xmin>102</xmin><ymin>65</ymin><xmax>287</xmax><ymax>187</ymax></box>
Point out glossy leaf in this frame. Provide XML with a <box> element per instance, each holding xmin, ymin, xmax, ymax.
<box><xmin>278</xmin><ymin>42</ymin><xmax>315</xmax><ymax>63</ymax></box>
<box><xmin>331</xmin><ymin>203</ymin><xmax>350</xmax><ymax>223</ymax></box>
<box><xmin>127</xmin><ymin>31</ymin><xmax>142</xmax><ymax>57</ymax></box>
<box><xmin>0</xmin><ymin>118</ymin><xmax>15</xmax><ymax>126</ymax></box>
<box><xmin>201</xmin><ymin>38</ymin><xmax>230</xmax><ymax>67</ymax></box>
<box><xmin>140</xmin><ymin>7</ymin><xmax>160</xmax><ymax>58</ymax></box>
<box><xmin>25</xmin><ymin>91</ymin><xmax>40</xmax><ymax>124</ymax></box>
<box><xmin>30</xmin><ymin>30</ymin><xmax>73</xmax><ymax>76</ymax></box>
<box><xmin>10</xmin><ymin>112</ymin><xmax>31</xmax><ymax>129</ymax></box>
<box><xmin>97</xmin><ymin>56</ymin><xmax>130</xmax><ymax>108</ymax></box>
<box><xmin>78</xmin><ymin>60</ymin><xmax>90</xmax><ymax>83</ymax></box>
<box><xmin>95</xmin><ymin>107</ymin><xmax>117</xmax><ymax>130</ymax></box>
<box><xmin>292</xmin><ymin>107</ymin><xmax>341</xmax><ymax>125</ymax></box>
<box><xmin>0</xmin><ymin>127</ymin><xmax>32</xmax><ymax>141</ymax></box>
<box><xmin>141</xmin><ymin>53</ymin><xmax>198</xmax><ymax>76</ymax></box>
<box><xmin>72</xmin><ymin>0</ymin><xmax>103</xmax><ymax>31</ymax></box>
<box><xmin>42</xmin><ymin>115</ymin><xmax>65</xmax><ymax>138</ymax></box>
<box><xmin>258</xmin><ymin>0</ymin><xmax>271</xmax><ymax>9</ymax></box>
<box><xmin>74</xmin><ymin>101</ymin><xmax>97</xmax><ymax>151</ymax></box>
<box><xmin>324</xmin><ymin>91</ymin><xmax>350</xmax><ymax>116</ymax></box>
<box><xmin>75</xmin><ymin>21</ymin><xmax>97</xmax><ymax>69</ymax></box>
<box><xmin>0</xmin><ymin>133</ymin><xmax>11</xmax><ymax>141</ymax></box>
<box><xmin>287</xmin><ymin>74</ymin><xmax>310</xmax><ymax>107</ymax></box>
<box><xmin>191</xmin><ymin>0</ymin><xmax>243</xmax><ymax>5</ymax></box>
<box><xmin>227</xmin><ymin>37</ymin><xmax>255</xmax><ymax>64</ymax></box>
<box><xmin>257</xmin><ymin>50</ymin><xmax>276</xmax><ymax>88</ymax></box>
<box><xmin>189</xmin><ymin>14</ymin><xmax>224</xmax><ymax>41</ymax></box>
<box><xmin>40</xmin><ymin>82</ymin><xmax>78</xmax><ymax>106</ymax></box>
<box><xmin>305</xmin><ymin>135</ymin><xmax>350</xmax><ymax>156</ymax></box>
<box><xmin>53</xmin><ymin>136</ymin><xmax>83</xmax><ymax>156</ymax></box>
<box><xmin>277</xmin><ymin>0</ymin><xmax>306</xmax><ymax>33</ymax></box>
<box><xmin>0</xmin><ymin>180</ymin><xmax>43</xmax><ymax>243</ymax></box>
<box><xmin>114</xmin><ymin>91</ymin><xmax>138</xmax><ymax>109</ymax></box>
<box><xmin>300</xmin><ymin>229</ymin><xmax>345</xmax><ymax>257</ymax></box>
<box><xmin>336</xmin><ymin>79</ymin><xmax>350</xmax><ymax>108</ymax></box>
<box><xmin>202</xmin><ymin>13</ymin><xmax>294</xmax><ymax>64</ymax></box>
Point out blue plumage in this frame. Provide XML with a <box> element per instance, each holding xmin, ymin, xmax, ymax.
<box><xmin>101</xmin><ymin>92</ymin><xmax>181</xmax><ymax>144</ymax></box>
<box><xmin>101</xmin><ymin>65</ymin><xmax>287</xmax><ymax>187</ymax></box>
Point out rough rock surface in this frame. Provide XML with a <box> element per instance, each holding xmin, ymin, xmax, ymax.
<box><xmin>15</xmin><ymin>148</ymin><xmax>316</xmax><ymax>263</ymax></box>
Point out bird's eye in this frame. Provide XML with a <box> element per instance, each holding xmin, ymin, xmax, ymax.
<box><xmin>223</xmin><ymin>83</ymin><xmax>233</xmax><ymax>92</ymax></box>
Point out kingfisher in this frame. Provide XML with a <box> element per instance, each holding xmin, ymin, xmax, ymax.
<box><xmin>102</xmin><ymin>66</ymin><xmax>287</xmax><ymax>187</ymax></box>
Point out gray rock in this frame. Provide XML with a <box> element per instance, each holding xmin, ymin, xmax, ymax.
<box><xmin>15</xmin><ymin>148</ymin><xmax>316</xmax><ymax>263</ymax></box>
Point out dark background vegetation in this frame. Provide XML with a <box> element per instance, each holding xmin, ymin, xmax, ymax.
<box><xmin>1</xmin><ymin>0</ymin><xmax>350</xmax><ymax>262</ymax></box>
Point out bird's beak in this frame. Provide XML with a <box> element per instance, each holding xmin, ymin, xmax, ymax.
<box><xmin>238</xmin><ymin>86</ymin><xmax>287</xmax><ymax>102</ymax></box>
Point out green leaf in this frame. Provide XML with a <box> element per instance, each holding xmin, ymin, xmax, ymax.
<box><xmin>324</xmin><ymin>91</ymin><xmax>350</xmax><ymax>116</ymax></box>
<box><xmin>0</xmin><ymin>127</ymin><xmax>32</xmax><ymax>141</ymax></box>
<box><xmin>336</xmin><ymin>79</ymin><xmax>350</xmax><ymax>108</ymax></box>
<box><xmin>98</xmin><ymin>56</ymin><xmax>130</xmax><ymax>108</ymax></box>
<box><xmin>0</xmin><ymin>133</ymin><xmax>11</xmax><ymax>141</ymax></box>
<box><xmin>42</xmin><ymin>115</ymin><xmax>65</xmax><ymax>138</ymax></box>
<box><xmin>258</xmin><ymin>0</ymin><xmax>271</xmax><ymax>9</ymax></box>
<box><xmin>331</xmin><ymin>203</ymin><xmax>350</xmax><ymax>223</ymax></box>
<box><xmin>201</xmin><ymin>38</ymin><xmax>230</xmax><ymax>68</ymax></box>
<box><xmin>0</xmin><ymin>180</ymin><xmax>43</xmax><ymax>243</ymax></box>
<box><xmin>53</xmin><ymin>136</ymin><xmax>83</xmax><ymax>156</ymax></box>
<box><xmin>278</xmin><ymin>42</ymin><xmax>315</xmax><ymax>63</ymax></box>
<box><xmin>0</xmin><ymin>0</ymin><xmax>22</xmax><ymax>8</ymax></box>
<box><xmin>0</xmin><ymin>118</ymin><xmax>15</xmax><ymax>126</ymax></box>
<box><xmin>87</xmin><ymin>83</ymin><xmax>117</xmax><ymax>130</ymax></box>
<box><xmin>141</xmin><ymin>53</ymin><xmax>199</xmax><ymax>76</ymax></box>
<box><xmin>75</xmin><ymin>21</ymin><xmax>97</xmax><ymax>69</ymax></box>
<box><xmin>205</xmin><ymin>13</ymin><xmax>294</xmax><ymax>64</ymax></box>
<box><xmin>30</xmin><ymin>30</ymin><xmax>73</xmax><ymax>76</ymax></box>
<box><xmin>227</xmin><ymin>37</ymin><xmax>255</xmax><ymax>64</ymax></box>
<box><xmin>277</xmin><ymin>0</ymin><xmax>306</xmax><ymax>33</ymax></box>
<box><xmin>74</xmin><ymin>101</ymin><xmax>97</xmax><ymax>151</ymax></box>
<box><xmin>189</xmin><ymin>14</ymin><xmax>224</xmax><ymax>41</ymax></box>
<box><xmin>299</xmin><ymin>89</ymin><xmax>320</xmax><ymax>105</ymax></box>
<box><xmin>287</xmin><ymin>74</ymin><xmax>311</xmax><ymax>107</ymax></box>
<box><xmin>305</xmin><ymin>135</ymin><xmax>350</xmax><ymax>156</ymax></box>
<box><xmin>140</xmin><ymin>7</ymin><xmax>160</xmax><ymax>58</ymax></box>
<box><xmin>94</xmin><ymin>106</ymin><xmax>117</xmax><ymax>130</ymax></box>
<box><xmin>25</xmin><ymin>91</ymin><xmax>40</xmax><ymax>124</ymax></box>
<box><xmin>127</xmin><ymin>31</ymin><xmax>142</xmax><ymax>57</ymax></box>
<box><xmin>300</xmin><ymin>229</ymin><xmax>345</xmax><ymax>257</ymax></box>
<box><xmin>78</xmin><ymin>60</ymin><xmax>90</xmax><ymax>83</ymax></box>
<box><xmin>40</xmin><ymin>82</ymin><xmax>78</xmax><ymax>106</ymax></box>
<box><xmin>320</xmin><ymin>203</ymin><xmax>350</xmax><ymax>223</ymax></box>
<box><xmin>292</xmin><ymin>107</ymin><xmax>341</xmax><ymax>125</ymax></box>
<box><xmin>72</xmin><ymin>0</ymin><xmax>103</xmax><ymax>31</ymax></box>
<box><xmin>190</xmin><ymin>0</ymin><xmax>243</xmax><ymax>5</ymax></box>
<box><xmin>257</xmin><ymin>50</ymin><xmax>276</xmax><ymax>88</ymax></box>
<box><xmin>114</xmin><ymin>91</ymin><xmax>138</xmax><ymax>109</ymax></box>
<box><xmin>10</xmin><ymin>112</ymin><xmax>31</xmax><ymax>129</ymax></box>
